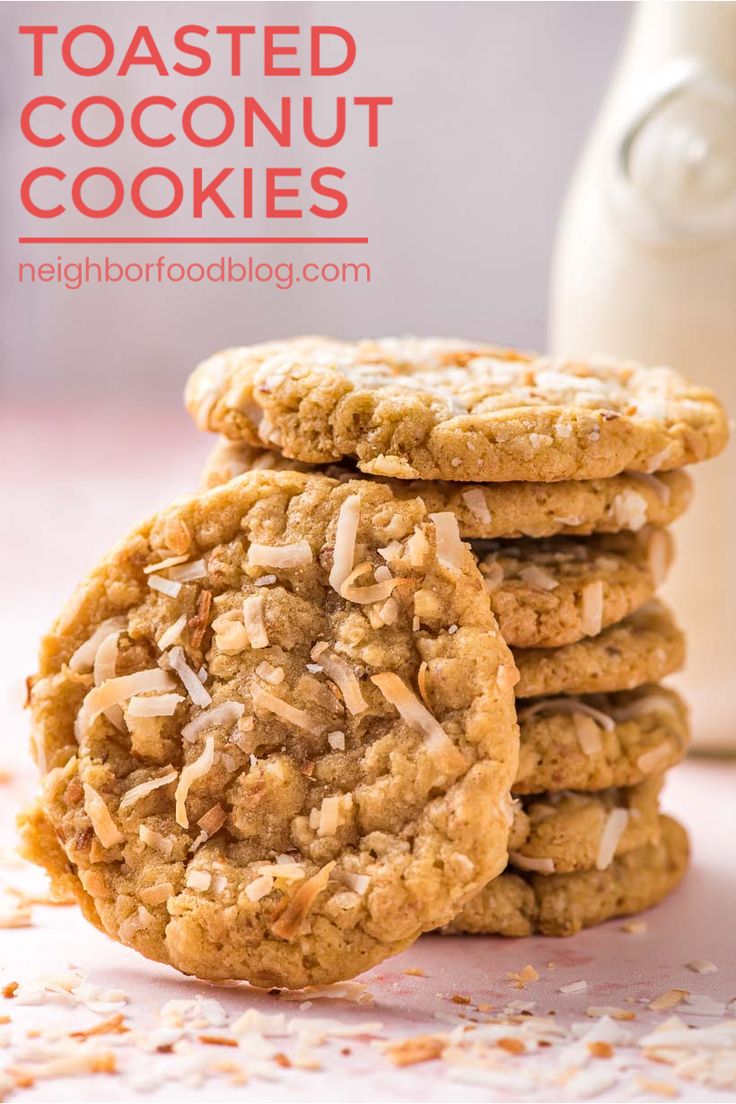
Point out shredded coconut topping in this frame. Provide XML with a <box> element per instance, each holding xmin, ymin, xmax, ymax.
<box><xmin>247</xmin><ymin>540</ymin><xmax>313</xmax><ymax>569</ymax></box>
<box><xmin>328</xmin><ymin>494</ymin><xmax>361</xmax><ymax>594</ymax></box>
<box><xmin>519</xmin><ymin>564</ymin><xmax>559</xmax><ymax>592</ymax></box>
<box><xmin>270</xmin><ymin>862</ymin><xmax>336</xmax><ymax>941</ymax></box>
<box><xmin>370</xmin><ymin>672</ymin><xmax>467</xmax><ymax>774</ymax></box>
<box><xmin>462</xmin><ymin>487</ymin><xmax>492</xmax><ymax>524</ymax></box>
<box><xmin>75</xmin><ymin>669</ymin><xmax>175</xmax><ymax>741</ymax></box>
<box><xmin>429</xmin><ymin>512</ymin><xmax>466</xmax><ymax>572</ymax></box>
<box><xmin>168</xmin><ymin>559</ymin><xmax>207</xmax><ymax>582</ymax></box>
<box><xmin>119</xmin><ymin>769</ymin><xmax>177</xmax><ymax>810</ymax></box>
<box><xmin>147</xmin><ymin>574</ymin><xmax>182</xmax><ymax>598</ymax></box>
<box><xmin>252</xmin><ymin>684</ymin><xmax>323</xmax><ymax>735</ymax></box>
<box><xmin>175</xmin><ymin>735</ymin><xmax>215</xmax><ymax>828</ymax></box>
<box><xmin>596</xmin><ymin>808</ymin><xmax>630</xmax><ymax>870</ymax></box>
<box><xmin>318</xmin><ymin>650</ymin><xmax>368</xmax><ymax>715</ymax></box>
<box><xmin>181</xmin><ymin>700</ymin><xmax>244</xmax><ymax>743</ymax></box>
<box><xmin>243</xmin><ymin>594</ymin><xmax>269</xmax><ymax>648</ymax></box>
<box><xmin>509</xmin><ymin>852</ymin><xmax>556</xmax><ymax>874</ymax></box>
<box><xmin>518</xmin><ymin>697</ymin><xmax>615</xmax><ymax>732</ymax></box>
<box><xmin>68</xmin><ymin>617</ymin><xmax>127</xmax><ymax>672</ymax></box>
<box><xmin>82</xmin><ymin>783</ymin><xmax>124</xmax><ymax>849</ymax></box>
<box><xmin>581</xmin><ymin>580</ymin><xmax>604</xmax><ymax>636</ymax></box>
<box><xmin>168</xmin><ymin>646</ymin><xmax>212</xmax><ymax>708</ymax></box>
<box><xmin>126</xmin><ymin>693</ymin><xmax>183</xmax><ymax>718</ymax></box>
<box><xmin>156</xmin><ymin>615</ymin><xmax>187</xmax><ymax>651</ymax></box>
<box><xmin>143</xmin><ymin>554</ymin><xmax>190</xmax><ymax>575</ymax></box>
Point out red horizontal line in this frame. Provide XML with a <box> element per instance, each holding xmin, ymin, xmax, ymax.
<box><xmin>18</xmin><ymin>236</ymin><xmax>368</xmax><ymax>245</ymax></box>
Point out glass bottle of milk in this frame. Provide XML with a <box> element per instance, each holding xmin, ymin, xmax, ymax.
<box><xmin>549</xmin><ymin>1</ymin><xmax>736</xmax><ymax>752</ymax></box>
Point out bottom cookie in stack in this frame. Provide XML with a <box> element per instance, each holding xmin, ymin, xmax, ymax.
<box><xmin>450</xmin><ymin>815</ymin><xmax>688</xmax><ymax>937</ymax></box>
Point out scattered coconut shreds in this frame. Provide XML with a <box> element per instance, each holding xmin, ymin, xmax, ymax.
<box><xmin>621</xmin><ymin>920</ymin><xmax>647</xmax><ymax>933</ymax></box>
<box><xmin>581</xmin><ymin>579</ymin><xmax>604</xmax><ymax>636</ymax></box>
<box><xmin>82</xmin><ymin>783</ymin><xmax>124</xmax><ymax>849</ymax></box>
<box><xmin>509</xmin><ymin>852</ymin><xmax>555</xmax><ymax>874</ymax></box>
<box><xmin>252</xmin><ymin>684</ymin><xmax>322</xmax><ymax>736</ymax></box>
<box><xmin>175</xmin><ymin>735</ymin><xmax>215</xmax><ymax>828</ymax></box>
<box><xmin>461</xmin><ymin>487</ymin><xmax>492</xmax><ymax>525</ymax></box>
<box><xmin>119</xmin><ymin>769</ymin><xmax>177</xmax><ymax>810</ymax></box>
<box><xmin>596</xmin><ymin>807</ymin><xmax>629</xmax><ymax>871</ymax></box>
<box><xmin>385</xmin><ymin>1034</ymin><xmax>446</xmax><ymax>1066</ymax></box>
<box><xmin>328</xmin><ymin>494</ymin><xmax>361</xmax><ymax>594</ymax></box>
<box><xmin>157</xmin><ymin>613</ymin><xmax>188</xmax><ymax>652</ymax></box>
<box><xmin>429</xmin><ymin>512</ymin><xmax>465</xmax><ymax>572</ymax></box>
<box><xmin>587</xmin><ymin>1006</ymin><xmax>636</xmax><ymax>1021</ymax></box>
<box><xmin>370</xmin><ymin>672</ymin><xmax>466</xmax><ymax>775</ymax></box>
<box><xmin>126</xmin><ymin>693</ymin><xmax>184</xmax><ymax>718</ymax></box>
<box><xmin>68</xmin><ymin>617</ymin><xmax>128</xmax><ymax>672</ymax></box>
<box><xmin>649</xmin><ymin>989</ymin><xmax>689</xmax><ymax>1011</ymax></box>
<box><xmin>243</xmin><ymin>594</ymin><xmax>269</xmax><ymax>649</ymax></box>
<box><xmin>518</xmin><ymin>697</ymin><xmax>616</xmax><ymax>732</ymax></box>
<box><xmin>270</xmin><ymin>862</ymin><xmax>336</xmax><ymax>941</ymax></box>
<box><xmin>168</xmin><ymin>558</ymin><xmax>207</xmax><ymax>583</ymax></box>
<box><xmin>319</xmin><ymin>651</ymin><xmax>368</xmax><ymax>715</ymax></box>
<box><xmin>147</xmin><ymin>574</ymin><xmax>182</xmax><ymax>598</ymax></box>
<box><xmin>506</xmin><ymin>965</ymin><xmax>540</xmax><ymax>989</ymax></box>
<box><xmin>248</xmin><ymin>540</ymin><xmax>313</xmax><ymax>569</ymax></box>
<box><xmin>168</xmin><ymin>646</ymin><xmax>212</xmax><ymax>708</ymax></box>
<box><xmin>181</xmin><ymin>700</ymin><xmax>244</xmax><ymax>744</ymax></box>
<box><xmin>559</xmin><ymin>980</ymin><xmax>588</xmax><ymax>994</ymax></box>
<box><xmin>686</xmin><ymin>959</ymin><xmax>718</xmax><ymax>974</ymax></box>
<box><xmin>75</xmin><ymin>669</ymin><xmax>175</xmax><ymax>741</ymax></box>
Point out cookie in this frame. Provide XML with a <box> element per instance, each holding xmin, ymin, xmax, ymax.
<box><xmin>184</xmin><ymin>336</ymin><xmax>728</xmax><ymax>482</ymax></box>
<box><xmin>450</xmin><ymin>814</ymin><xmax>688</xmax><ymax>937</ymax></box>
<box><xmin>509</xmin><ymin>776</ymin><xmax>662</xmax><ymax>875</ymax></box>
<box><xmin>514</xmin><ymin>600</ymin><xmax>685</xmax><ymax>699</ymax></box>
<box><xmin>513</xmin><ymin>684</ymin><xmax>689</xmax><ymax>794</ymax></box>
<box><xmin>19</xmin><ymin>471</ymin><xmax>520</xmax><ymax>989</ymax></box>
<box><xmin>476</xmin><ymin>528</ymin><xmax>672</xmax><ymax>648</ymax></box>
<box><xmin>200</xmin><ymin>438</ymin><xmax>693</xmax><ymax>539</ymax></box>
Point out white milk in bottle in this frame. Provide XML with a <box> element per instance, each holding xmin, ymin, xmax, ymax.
<box><xmin>549</xmin><ymin>1</ymin><xmax>736</xmax><ymax>751</ymax></box>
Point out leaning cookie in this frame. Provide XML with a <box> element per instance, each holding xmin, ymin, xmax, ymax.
<box><xmin>476</xmin><ymin>528</ymin><xmax>672</xmax><ymax>648</ymax></box>
<box><xmin>513</xmin><ymin>685</ymin><xmax>689</xmax><ymax>794</ymax></box>
<box><xmin>449</xmin><ymin>815</ymin><xmax>688</xmax><ymax>937</ymax></box>
<box><xmin>185</xmin><ymin>336</ymin><xmax>728</xmax><ymax>482</ymax></box>
<box><xmin>513</xmin><ymin>600</ymin><xmax>685</xmax><ymax>699</ymax></box>
<box><xmin>200</xmin><ymin>438</ymin><xmax>693</xmax><ymax>539</ymax></box>
<box><xmin>509</xmin><ymin>776</ymin><xmax>662</xmax><ymax>875</ymax></box>
<box><xmin>19</xmin><ymin>470</ymin><xmax>519</xmax><ymax>990</ymax></box>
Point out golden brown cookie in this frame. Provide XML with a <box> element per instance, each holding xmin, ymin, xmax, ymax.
<box><xmin>185</xmin><ymin>336</ymin><xmax>728</xmax><ymax>482</ymax></box>
<box><xmin>200</xmin><ymin>438</ymin><xmax>693</xmax><ymax>539</ymax></box>
<box><xmin>476</xmin><ymin>528</ymin><xmax>672</xmax><ymax>648</ymax></box>
<box><xmin>509</xmin><ymin>776</ymin><xmax>662</xmax><ymax>875</ymax></box>
<box><xmin>450</xmin><ymin>815</ymin><xmax>688</xmax><ymax>936</ymax></box>
<box><xmin>19</xmin><ymin>471</ymin><xmax>519</xmax><ymax>989</ymax></box>
<box><xmin>514</xmin><ymin>601</ymin><xmax>685</xmax><ymax>699</ymax></box>
<box><xmin>513</xmin><ymin>685</ymin><xmax>688</xmax><ymax>794</ymax></box>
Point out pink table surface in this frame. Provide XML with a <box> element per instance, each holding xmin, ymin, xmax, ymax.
<box><xmin>1</xmin><ymin>400</ymin><xmax>734</xmax><ymax>1102</ymax></box>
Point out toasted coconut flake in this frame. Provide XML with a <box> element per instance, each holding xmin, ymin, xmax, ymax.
<box><xmin>256</xmin><ymin>661</ymin><xmax>284</xmax><ymax>685</ymax></box>
<box><xmin>429</xmin><ymin>512</ymin><xmax>465</xmax><ymax>572</ymax></box>
<box><xmin>69</xmin><ymin>617</ymin><xmax>127</xmax><ymax>672</ymax></box>
<box><xmin>560</xmin><ymin>980</ymin><xmax>588</xmax><ymax>994</ymax></box>
<box><xmin>687</xmin><ymin>959</ymin><xmax>718</xmax><ymax>974</ymax></box>
<box><xmin>93</xmin><ymin>630</ymin><xmax>125</xmax><ymax>730</ymax></box>
<box><xmin>317</xmin><ymin>794</ymin><xmax>353</xmax><ymax>838</ymax></box>
<box><xmin>75</xmin><ymin>669</ymin><xmax>175</xmax><ymax>740</ymax></box>
<box><xmin>636</xmin><ymin>743</ymin><xmax>674</xmax><ymax>774</ymax></box>
<box><xmin>385</xmin><ymin>1034</ymin><xmax>446</xmax><ymax>1067</ymax></box>
<box><xmin>252</xmin><ymin>684</ymin><xmax>323</xmax><ymax>735</ymax></box>
<box><xmin>462</xmin><ymin>488</ymin><xmax>492</xmax><ymax>525</ymax></box>
<box><xmin>212</xmin><ymin>610</ymin><xmax>249</xmax><ymax>654</ymax></box>
<box><xmin>243</xmin><ymin>594</ymin><xmax>269</xmax><ymax>649</ymax></box>
<box><xmin>168</xmin><ymin>558</ymin><xmax>207</xmax><ymax>582</ymax></box>
<box><xmin>157</xmin><ymin>615</ymin><xmax>188</xmax><ymax>651</ymax></box>
<box><xmin>270</xmin><ymin>861</ymin><xmax>336</xmax><ymax>941</ymax></box>
<box><xmin>378</xmin><ymin>540</ymin><xmax>402</xmax><ymax>562</ymax></box>
<box><xmin>320</xmin><ymin>651</ymin><xmax>368</xmax><ymax>715</ymax></box>
<box><xmin>519</xmin><ymin>697</ymin><xmax>615</xmax><ymax>732</ymax></box>
<box><xmin>612</xmin><ymin>488</ymin><xmax>649</xmax><ymax>531</ymax></box>
<box><xmin>596</xmin><ymin>808</ymin><xmax>629</xmax><ymax>870</ymax></box>
<box><xmin>329</xmin><ymin>494</ymin><xmax>361</xmax><ymax>594</ymax></box>
<box><xmin>127</xmin><ymin>693</ymin><xmax>184</xmax><ymax>718</ymax></box>
<box><xmin>405</xmin><ymin>526</ymin><xmax>430</xmax><ymax>568</ymax></box>
<box><xmin>119</xmin><ymin>905</ymin><xmax>153</xmax><ymax>942</ymax></box>
<box><xmin>649</xmin><ymin>989</ymin><xmax>689</xmax><ymax>1010</ymax></box>
<box><xmin>647</xmin><ymin>529</ymin><xmax>670</xmax><ymax>587</ymax></box>
<box><xmin>175</xmin><ymin>735</ymin><xmax>215</xmax><ymax>828</ymax></box>
<box><xmin>148</xmin><ymin>574</ymin><xmax>182</xmax><ymax>598</ymax></box>
<box><xmin>574</xmin><ymin>713</ymin><xmax>604</xmax><ymax>755</ymax></box>
<box><xmin>334</xmin><ymin>870</ymin><xmax>370</xmax><ymax>896</ymax></box>
<box><xmin>245</xmin><ymin>874</ymin><xmax>274</xmax><ymax>902</ymax></box>
<box><xmin>509</xmin><ymin>852</ymin><xmax>556</xmax><ymax>874</ymax></box>
<box><xmin>417</xmin><ymin>661</ymin><xmax>431</xmax><ymax>708</ymax></box>
<box><xmin>370</xmin><ymin>672</ymin><xmax>467</xmax><ymax>774</ymax></box>
<box><xmin>119</xmin><ymin>769</ymin><xmax>177</xmax><ymax>810</ymax></box>
<box><xmin>143</xmin><ymin>553</ymin><xmax>190</xmax><ymax>575</ymax></box>
<box><xmin>247</xmin><ymin>540</ymin><xmax>313</xmax><ymax>569</ymax></box>
<box><xmin>139</xmin><ymin>824</ymin><xmax>174</xmax><ymax>857</ymax></box>
<box><xmin>519</xmin><ymin>564</ymin><xmax>559</xmax><ymax>591</ymax></box>
<box><xmin>197</xmin><ymin>804</ymin><xmax>226</xmax><ymax>838</ymax></box>
<box><xmin>140</xmin><ymin>882</ymin><xmax>174</xmax><ymax>906</ymax></box>
<box><xmin>581</xmin><ymin>580</ymin><xmax>604</xmax><ymax>636</ymax></box>
<box><xmin>327</xmin><ymin>730</ymin><xmax>346</xmax><ymax>751</ymax></box>
<box><xmin>586</xmin><ymin>1006</ymin><xmax>636</xmax><ymax>1020</ymax></box>
<box><xmin>339</xmin><ymin>562</ymin><xmax>409</xmax><ymax>605</ymax></box>
<box><xmin>378</xmin><ymin>596</ymin><xmax>399</xmax><ymax>625</ymax></box>
<box><xmin>181</xmin><ymin>701</ymin><xmax>244</xmax><ymax>743</ymax></box>
<box><xmin>629</xmin><ymin>470</ymin><xmax>671</xmax><ymax>504</ymax></box>
<box><xmin>256</xmin><ymin>863</ymin><xmax>305</xmax><ymax>882</ymax></box>
<box><xmin>169</xmin><ymin>646</ymin><xmax>212</xmax><ymax>707</ymax></box>
<box><xmin>83</xmin><ymin>783</ymin><xmax>123</xmax><ymax>849</ymax></box>
<box><xmin>186</xmin><ymin>869</ymin><xmax>212</xmax><ymax>891</ymax></box>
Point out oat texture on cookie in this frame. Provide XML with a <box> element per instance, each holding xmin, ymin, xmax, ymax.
<box><xmin>19</xmin><ymin>470</ymin><xmax>519</xmax><ymax>989</ymax></box>
<box><xmin>185</xmin><ymin>337</ymin><xmax>728</xmax><ymax>482</ymax></box>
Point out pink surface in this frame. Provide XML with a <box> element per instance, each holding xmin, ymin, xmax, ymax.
<box><xmin>2</xmin><ymin>401</ymin><xmax>734</xmax><ymax>1101</ymax></box>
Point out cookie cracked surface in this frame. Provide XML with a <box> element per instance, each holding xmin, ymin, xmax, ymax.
<box><xmin>185</xmin><ymin>337</ymin><xmax>728</xmax><ymax>482</ymax></box>
<box><xmin>19</xmin><ymin>470</ymin><xmax>519</xmax><ymax>989</ymax></box>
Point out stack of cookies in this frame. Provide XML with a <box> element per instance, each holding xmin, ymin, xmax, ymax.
<box><xmin>21</xmin><ymin>337</ymin><xmax>728</xmax><ymax>989</ymax></box>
